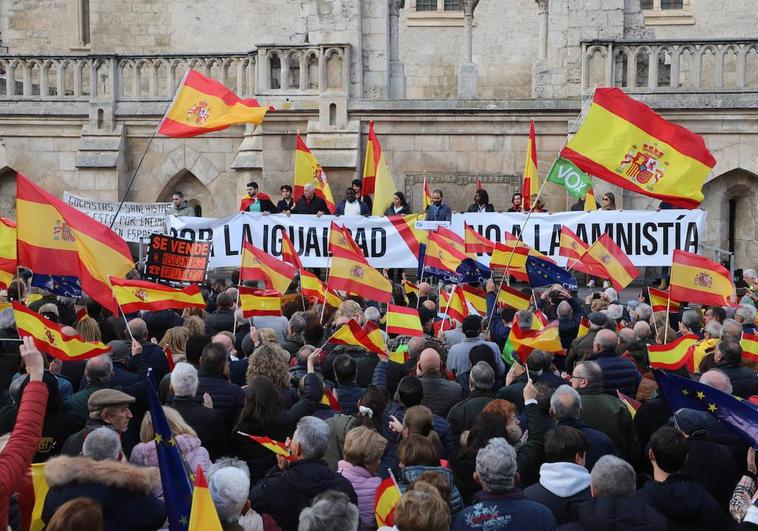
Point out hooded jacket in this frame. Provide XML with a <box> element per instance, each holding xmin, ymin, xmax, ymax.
<box><xmin>130</xmin><ymin>433</ymin><xmax>211</xmax><ymax>497</ymax></box>
<box><xmin>42</xmin><ymin>455</ymin><xmax>166</xmax><ymax>531</ymax></box>
<box><xmin>399</xmin><ymin>464</ymin><xmax>464</xmax><ymax>515</ymax></box>
<box><xmin>557</xmin><ymin>495</ymin><xmax>667</xmax><ymax>531</ymax></box>
<box><xmin>524</xmin><ymin>462</ymin><xmax>592</xmax><ymax>525</ymax></box>
<box><xmin>636</xmin><ymin>473</ymin><xmax>733</xmax><ymax>531</ymax></box>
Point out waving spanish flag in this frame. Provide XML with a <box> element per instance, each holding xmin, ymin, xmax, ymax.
<box><xmin>386</xmin><ymin>305</ymin><xmax>424</xmax><ymax>337</ymax></box>
<box><xmin>522</xmin><ymin>119</ymin><xmax>539</xmax><ymax>211</ymax></box>
<box><xmin>328</xmin><ymin>319</ymin><xmax>387</xmax><ymax>356</ymax></box>
<box><xmin>240</xmin><ymin>240</ymin><xmax>296</xmax><ymax>295</ymax></box>
<box><xmin>110</xmin><ymin>277</ymin><xmax>205</xmax><ymax>314</ymax></box>
<box><xmin>321</xmin><ymin>386</ymin><xmax>342</xmax><ymax>411</ymax></box>
<box><xmin>363</xmin><ymin>121</ymin><xmax>398</xmax><ymax>216</ymax></box>
<box><xmin>375</xmin><ymin>475</ymin><xmax>401</xmax><ymax>527</ymax></box>
<box><xmin>503</xmin><ymin>320</ymin><xmax>563</xmax><ymax>364</ymax></box>
<box><xmin>327</xmin><ymin>248</ymin><xmax>392</xmax><ymax>303</ymax></box>
<box><xmin>584</xmin><ymin>234</ymin><xmax>640</xmax><ymax>292</ymax></box>
<box><xmin>561</xmin><ymin>88</ymin><xmax>716</xmax><ymax>208</ymax></box>
<box><xmin>237</xmin><ymin>432</ymin><xmax>295</xmax><ymax>460</ymax></box>
<box><xmin>300</xmin><ymin>270</ymin><xmax>342</xmax><ymax>308</ymax></box>
<box><xmin>445</xmin><ymin>285</ymin><xmax>470</xmax><ymax>324</ymax></box>
<box><xmin>16</xmin><ymin>173</ymin><xmax>134</xmax><ymax>314</ymax></box>
<box><xmin>294</xmin><ymin>133</ymin><xmax>335</xmax><ymax>213</ymax></box>
<box><xmin>0</xmin><ymin>217</ymin><xmax>16</xmax><ymax>290</ymax></box>
<box><xmin>648</xmin><ymin>287</ymin><xmax>681</xmax><ymax>313</ymax></box>
<box><xmin>425</xmin><ymin>231</ymin><xmax>469</xmax><ymax>274</ymax></box>
<box><xmin>648</xmin><ymin>334</ymin><xmax>698</xmax><ymax>372</ymax></box>
<box><xmin>421</xmin><ymin>177</ymin><xmax>432</xmax><ymax>213</ymax></box>
<box><xmin>464</xmin><ymin>222</ymin><xmax>495</xmax><ymax>254</ymax></box>
<box><xmin>13</xmin><ymin>302</ymin><xmax>110</xmax><ymax>360</ymax></box>
<box><xmin>584</xmin><ymin>188</ymin><xmax>598</xmax><ymax>210</ymax></box>
<box><xmin>158</xmin><ymin>69</ymin><xmax>269</xmax><ymax>138</ymax></box>
<box><xmin>329</xmin><ymin>221</ymin><xmax>366</xmax><ymax>263</ymax></box>
<box><xmin>188</xmin><ymin>467</ymin><xmax>223</xmax><ymax>531</ymax></box>
<box><xmin>669</xmin><ymin>249</ymin><xmax>734</xmax><ymax>307</ymax></box>
<box><xmin>496</xmin><ymin>285</ymin><xmax>532</xmax><ymax>311</ymax></box>
<box><xmin>239</xmin><ymin>287</ymin><xmax>281</xmax><ymax>318</ymax></box>
<box><xmin>279</xmin><ymin>228</ymin><xmax>303</xmax><ymax>270</ymax></box>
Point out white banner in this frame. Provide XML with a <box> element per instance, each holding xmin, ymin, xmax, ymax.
<box><xmin>166</xmin><ymin>210</ymin><xmax>706</xmax><ymax>269</ymax></box>
<box><xmin>63</xmin><ymin>192</ymin><xmax>173</xmax><ymax>243</ymax></box>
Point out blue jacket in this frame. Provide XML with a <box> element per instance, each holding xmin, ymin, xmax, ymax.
<box><xmin>335</xmin><ymin>383</ymin><xmax>365</xmax><ymax>416</ymax></box>
<box><xmin>425</xmin><ymin>202</ymin><xmax>452</xmax><ymax>222</ymax></box>
<box><xmin>592</xmin><ymin>348</ymin><xmax>641</xmax><ymax>398</ymax></box>
<box><xmin>194</xmin><ymin>372</ymin><xmax>243</xmax><ymax>429</ymax></box>
<box><xmin>335</xmin><ymin>199</ymin><xmax>370</xmax><ymax>216</ymax></box>
<box><xmin>554</xmin><ymin>418</ymin><xmax>617</xmax><ymax>471</ymax></box>
<box><xmin>452</xmin><ymin>489</ymin><xmax>557</xmax><ymax>531</ymax></box>
<box><xmin>400</xmin><ymin>465</ymin><xmax>464</xmax><ymax>515</ymax></box>
<box><xmin>485</xmin><ymin>292</ymin><xmax>511</xmax><ymax>351</ymax></box>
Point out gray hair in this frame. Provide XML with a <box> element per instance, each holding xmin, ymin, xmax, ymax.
<box><xmin>700</xmin><ymin>369</ymin><xmax>733</xmax><ymax>394</ymax></box>
<box><xmin>85</xmin><ymin>354</ymin><xmax>113</xmax><ymax>386</ymax></box>
<box><xmin>303</xmin><ymin>182</ymin><xmax>315</xmax><ymax>192</ymax></box>
<box><xmin>602</xmin><ymin>287</ymin><xmax>618</xmax><ymax>302</ymax></box>
<box><xmin>363</xmin><ymin>306</ymin><xmax>381</xmax><ymax>324</ymax></box>
<box><xmin>515</xmin><ymin>310</ymin><xmax>533</xmax><ymax>329</ymax></box>
<box><xmin>725</xmin><ymin>307</ymin><xmax>737</xmax><ymax>320</ymax></box>
<box><xmin>550</xmin><ymin>385</ymin><xmax>582</xmax><ymax>420</ymax></box>
<box><xmin>721</xmin><ymin>318</ymin><xmax>742</xmax><ymax>339</ymax></box>
<box><xmin>736</xmin><ymin>305</ymin><xmax>757</xmax><ymax>324</ymax></box>
<box><xmin>209</xmin><ymin>457</ymin><xmax>250</xmax><ymax>479</ymax></box>
<box><xmin>293</xmin><ymin>416</ymin><xmax>330</xmax><ymax>459</ymax></box>
<box><xmin>744</xmin><ymin>269</ymin><xmax>757</xmax><ymax>281</ymax></box>
<box><xmin>593</xmin><ymin>329</ymin><xmax>619</xmax><ymax>351</ymax></box>
<box><xmin>704</xmin><ymin>320</ymin><xmax>722</xmax><ymax>338</ymax></box>
<box><xmin>289</xmin><ymin>314</ymin><xmax>307</xmax><ymax>335</ymax></box>
<box><xmin>209</xmin><ymin>466</ymin><xmax>250</xmax><ymax>523</ymax></box>
<box><xmin>556</xmin><ymin>301</ymin><xmax>572</xmax><ymax>319</ymax></box>
<box><xmin>296</xmin><ymin>344</ymin><xmax>317</xmax><ymax>366</ymax></box>
<box><xmin>682</xmin><ymin>309</ymin><xmax>702</xmax><ymax>330</ymax></box>
<box><xmin>0</xmin><ymin>307</ymin><xmax>15</xmax><ymax>329</ymax></box>
<box><xmin>575</xmin><ymin>361</ymin><xmax>603</xmax><ymax>386</ymax></box>
<box><xmin>591</xmin><ymin>455</ymin><xmax>636</xmax><ymax>496</ymax></box>
<box><xmin>170</xmin><ymin>362</ymin><xmax>199</xmax><ymax>397</ymax></box>
<box><xmin>605</xmin><ymin>304</ymin><xmax>624</xmax><ymax>321</ymax></box>
<box><xmin>475</xmin><ymin>437</ymin><xmax>517</xmax><ymax>493</ymax></box>
<box><xmin>633</xmin><ymin>320</ymin><xmax>651</xmax><ymax>341</ymax></box>
<box><xmin>634</xmin><ymin>303</ymin><xmax>653</xmax><ymax>323</ymax></box>
<box><xmin>82</xmin><ymin>427</ymin><xmax>121</xmax><ymax>461</ymax></box>
<box><xmin>127</xmin><ymin>317</ymin><xmax>148</xmax><ymax>341</ymax></box>
<box><xmin>407</xmin><ymin>337</ymin><xmax>426</xmax><ymax>358</ymax></box>
<box><xmin>298</xmin><ymin>491</ymin><xmax>359</xmax><ymax>531</ymax></box>
<box><xmin>469</xmin><ymin>361</ymin><xmax>495</xmax><ymax>391</ymax></box>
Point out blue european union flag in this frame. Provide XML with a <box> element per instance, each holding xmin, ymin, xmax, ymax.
<box><xmin>526</xmin><ymin>255</ymin><xmax>577</xmax><ymax>290</ymax></box>
<box><xmin>31</xmin><ymin>274</ymin><xmax>82</xmax><ymax>298</ymax></box>
<box><xmin>418</xmin><ymin>243</ymin><xmax>491</xmax><ymax>285</ymax></box>
<box><xmin>655</xmin><ymin>369</ymin><xmax>758</xmax><ymax>446</ymax></box>
<box><xmin>147</xmin><ymin>374</ymin><xmax>193</xmax><ymax>530</ymax></box>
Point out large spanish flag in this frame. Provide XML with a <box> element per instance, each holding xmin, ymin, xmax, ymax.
<box><xmin>16</xmin><ymin>173</ymin><xmax>134</xmax><ymax>314</ymax></box>
<box><xmin>374</xmin><ymin>475</ymin><xmax>401</xmax><ymax>527</ymax></box>
<box><xmin>584</xmin><ymin>234</ymin><xmax>640</xmax><ymax>292</ymax></box>
<box><xmin>522</xmin><ymin>119</ymin><xmax>539</xmax><ymax>211</ymax></box>
<box><xmin>386</xmin><ymin>305</ymin><xmax>424</xmax><ymax>337</ymax></box>
<box><xmin>13</xmin><ymin>302</ymin><xmax>110</xmax><ymax>360</ymax></box>
<box><xmin>158</xmin><ymin>69</ymin><xmax>268</xmax><ymax>138</ymax></box>
<box><xmin>0</xmin><ymin>217</ymin><xmax>16</xmax><ymax>290</ymax></box>
<box><xmin>561</xmin><ymin>88</ymin><xmax>716</xmax><ymax>208</ymax></box>
<box><xmin>300</xmin><ymin>270</ymin><xmax>342</xmax><ymax>308</ymax></box>
<box><xmin>239</xmin><ymin>287</ymin><xmax>281</xmax><ymax>318</ymax></box>
<box><xmin>188</xmin><ymin>467</ymin><xmax>223</xmax><ymax>531</ymax></box>
<box><xmin>279</xmin><ymin>228</ymin><xmax>303</xmax><ymax>271</ymax></box>
<box><xmin>293</xmin><ymin>133</ymin><xmax>335</xmax><ymax>213</ymax></box>
<box><xmin>647</xmin><ymin>334</ymin><xmax>698</xmax><ymax>372</ymax></box>
<box><xmin>425</xmin><ymin>231</ymin><xmax>469</xmax><ymax>274</ymax></box>
<box><xmin>464</xmin><ymin>223</ymin><xmax>495</xmax><ymax>254</ymax></box>
<box><xmin>363</xmin><ymin>121</ymin><xmax>398</xmax><ymax>216</ymax></box>
<box><xmin>110</xmin><ymin>277</ymin><xmax>205</xmax><ymax>314</ymax></box>
<box><xmin>240</xmin><ymin>240</ymin><xmax>296</xmax><ymax>295</ymax></box>
<box><xmin>327</xmin><ymin>248</ymin><xmax>392</xmax><ymax>303</ymax></box>
<box><xmin>669</xmin><ymin>249</ymin><xmax>734</xmax><ymax>307</ymax></box>
<box><xmin>329</xmin><ymin>221</ymin><xmax>366</xmax><ymax>263</ymax></box>
<box><xmin>648</xmin><ymin>286</ymin><xmax>681</xmax><ymax>313</ymax></box>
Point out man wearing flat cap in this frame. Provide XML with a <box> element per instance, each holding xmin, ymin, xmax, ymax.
<box><xmin>61</xmin><ymin>388</ymin><xmax>134</xmax><ymax>456</ymax></box>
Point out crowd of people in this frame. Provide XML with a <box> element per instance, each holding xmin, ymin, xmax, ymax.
<box><xmin>1</xmin><ymin>265</ymin><xmax>758</xmax><ymax>531</ymax></box>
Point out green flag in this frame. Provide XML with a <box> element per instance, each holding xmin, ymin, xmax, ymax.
<box><xmin>502</xmin><ymin>338</ymin><xmax>517</xmax><ymax>366</ymax></box>
<box><xmin>547</xmin><ymin>157</ymin><xmax>593</xmax><ymax>199</ymax></box>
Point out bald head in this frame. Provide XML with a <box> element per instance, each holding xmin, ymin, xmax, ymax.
<box><xmin>633</xmin><ymin>320</ymin><xmax>651</xmax><ymax>341</ymax></box>
<box><xmin>418</xmin><ymin>282</ymin><xmax>433</xmax><ymax>297</ymax></box>
<box><xmin>212</xmin><ymin>333</ymin><xmax>234</xmax><ymax>353</ymax></box>
<box><xmin>421</xmin><ymin>299</ymin><xmax>437</xmax><ymax>313</ymax></box>
<box><xmin>127</xmin><ymin>318</ymin><xmax>148</xmax><ymax>341</ymax></box>
<box><xmin>594</xmin><ymin>329</ymin><xmax>619</xmax><ymax>352</ymax></box>
<box><xmin>618</xmin><ymin>328</ymin><xmax>634</xmax><ymax>344</ymax></box>
<box><xmin>417</xmin><ymin>348</ymin><xmax>441</xmax><ymax>375</ymax></box>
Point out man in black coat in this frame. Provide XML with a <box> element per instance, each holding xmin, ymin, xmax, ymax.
<box><xmin>714</xmin><ymin>338</ymin><xmax>758</xmax><ymax>398</ymax></box>
<box><xmin>125</xmin><ymin>318</ymin><xmax>170</xmax><ymax>384</ymax></box>
<box><xmin>291</xmin><ymin>183</ymin><xmax>328</xmax><ymax>215</ymax></box>
<box><xmin>168</xmin><ymin>361</ymin><xmax>228</xmax><ymax>460</ymax></box>
<box><xmin>194</xmin><ymin>341</ymin><xmax>243</xmax><ymax>430</ymax></box>
<box><xmin>249</xmin><ymin>416</ymin><xmax>357</xmax><ymax>531</ymax></box>
<box><xmin>204</xmin><ymin>292</ymin><xmax>236</xmax><ymax>336</ymax></box>
<box><xmin>142</xmin><ymin>309</ymin><xmax>183</xmax><ymax>343</ymax></box>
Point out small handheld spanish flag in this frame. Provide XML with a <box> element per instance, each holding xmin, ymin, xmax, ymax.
<box><xmin>237</xmin><ymin>432</ymin><xmax>296</xmax><ymax>461</ymax></box>
<box><xmin>188</xmin><ymin>466</ymin><xmax>223</xmax><ymax>531</ymax></box>
<box><xmin>647</xmin><ymin>334</ymin><xmax>698</xmax><ymax>372</ymax></box>
<box><xmin>374</xmin><ymin>475</ymin><xmax>402</xmax><ymax>527</ymax></box>
<box><xmin>741</xmin><ymin>333</ymin><xmax>758</xmax><ymax>364</ymax></box>
<box><xmin>648</xmin><ymin>286</ymin><xmax>681</xmax><ymax>313</ymax></box>
<box><xmin>239</xmin><ymin>287</ymin><xmax>281</xmax><ymax>318</ymax></box>
<box><xmin>240</xmin><ymin>240</ymin><xmax>296</xmax><ymax>295</ymax></box>
<box><xmin>386</xmin><ymin>305</ymin><xmax>423</xmax><ymax>337</ymax></box>
<box><xmin>321</xmin><ymin>387</ymin><xmax>342</xmax><ymax>411</ymax></box>
<box><xmin>110</xmin><ymin>277</ymin><xmax>206</xmax><ymax>314</ymax></box>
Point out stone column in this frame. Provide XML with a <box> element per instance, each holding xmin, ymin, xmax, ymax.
<box><xmin>458</xmin><ymin>0</ymin><xmax>480</xmax><ymax>99</ymax></box>
<box><xmin>536</xmin><ymin>0</ymin><xmax>549</xmax><ymax>60</ymax></box>
<box><xmin>388</xmin><ymin>0</ymin><xmax>406</xmax><ymax>99</ymax></box>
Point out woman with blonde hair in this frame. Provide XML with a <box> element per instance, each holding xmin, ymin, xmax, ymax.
<box><xmin>75</xmin><ymin>317</ymin><xmax>101</xmax><ymax>342</ymax></box>
<box><xmin>245</xmin><ymin>343</ymin><xmax>294</xmax><ymax>401</ymax></box>
<box><xmin>257</xmin><ymin>327</ymin><xmax>278</xmax><ymax>345</ymax></box>
<box><xmin>378</xmin><ymin>488</ymin><xmax>450</xmax><ymax>531</ymax></box>
<box><xmin>183</xmin><ymin>315</ymin><xmax>205</xmax><ymax>337</ymax></box>
<box><xmin>159</xmin><ymin>326</ymin><xmax>189</xmax><ymax>364</ymax></box>
<box><xmin>333</xmin><ymin>300</ymin><xmax>364</xmax><ymax>326</ymax></box>
<box><xmin>338</xmin><ymin>426</ymin><xmax>388</xmax><ymax>530</ymax></box>
<box><xmin>129</xmin><ymin>406</ymin><xmax>210</xmax><ymax>496</ymax></box>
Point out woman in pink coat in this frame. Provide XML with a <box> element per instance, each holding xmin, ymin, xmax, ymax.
<box><xmin>129</xmin><ymin>406</ymin><xmax>211</xmax><ymax>497</ymax></box>
<box><xmin>337</xmin><ymin>425</ymin><xmax>389</xmax><ymax>530</ymax></box>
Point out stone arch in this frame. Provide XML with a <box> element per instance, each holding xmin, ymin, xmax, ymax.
<box><xmin>0</xmin><ymin>167</ymin><xmax>17</xmax><ymax>218</ymax></box>
<box><xmin>157</xmin><ymin>170</ymin><xmax>213</xmax><ymax>218</ymax></box>
<box><xmin>700</xmin><ymin>168</ymin><xmax>758</xmax><ymax>269</ymax></box>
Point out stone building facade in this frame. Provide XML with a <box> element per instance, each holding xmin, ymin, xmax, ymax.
<box><xmin>0</xmin><ymin>0</ymin><xmax>755</xmax><ymax>269</ymax></box>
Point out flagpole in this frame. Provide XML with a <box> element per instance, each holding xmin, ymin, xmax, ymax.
<box><xmin>118</xmin><ymin>303</ymin><xmax>136</xmax><ymax>343</ymax></box>
<box><xmin>648</xmin><ymin>287</ymin><xmax>659</xmax><ymax>336</ymax></box>
<box><xmin>663</xmin><ymin>295</ymin><xmax>672</xmax><ymax>343</ymax></box>
<box><xmin>320</xmin><ymin>261</ymin><xmax>331</xmax><ymax>325</ymax></box>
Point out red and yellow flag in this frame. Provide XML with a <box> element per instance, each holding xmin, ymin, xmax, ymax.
<box><xmin>648</xmin><ymin>287</ymin><xmax>681</xmax><ymax>313</ymax></box>
<box><xmin>0</xmin><ymin>217</ymin><xmax>16</xmax><ymax>290</ymax></box>
<box><xmin>13</xmin><ymin>302</ymin><xmax>110</xmax><ymax>360</ymax></box>
<box><xmin>300</xmin><ymin>270</ymin><xmax>342</xmax><ymax>308</ymax></box>
<box><xmin>505</xmin><ymin>320</ymin><xmax>563</xmax><ymax>364</ymax></box>
<box><xmin>239</xmin><ymin>287</ymin><xmax>281</xmax><ymax>318</ymax></box>
<box><xmin>422</xmin><ymin>177</ymin><xmax>432</xmax><ymax>213</ymax></box>
<box><xmin>188</xmin><ymin>466</ymin><xmax>223</xmax><ymax>531</ymax></box>
<box><xmin>496</xmin><ymin>285</ymin><xmax>532</xmax><ymax>311</ymax></box>
<box><xmin>559</xmin><ymin>227</ymin><xmax>589</xmax><ymax>261</ymax></box>
<box><xmin>403</xmin><ymin>280</ymin><xmax>419</xmax><ymax>300</ymax></box>
<box><xmin>584</xmin><ymin>188</ymin><xmax>598</xmax><ymax>211</ymax></box>
<box><xmin>670</xmin><ymin>249</ymin><xmax>734</xmax><ymax>307</ymax></box>
<box><xmin>237</xmin><ymin>432</ymin><xmax>295</xmax><ymax>460</ymax></box>
<box><xmin>461</xmin><ymin>284</ymin><xmax>487</xmax><ymax>315</ymax></box>
<box><xmin>387</xmin><ymin>213</ymin><xmax>427</xmax><ymax>260</ymax></box>
<box><xmin>110</xmin><ymin>277</ymin><xmax>205</xmax><ymax>314</ymax></box>
<box><xmin>327</xmin><ymin>249</ymin><xmax>392</xmax><ymax>303</ymax></box>
<box><xmin>561</xmin><ymin>87</ymin><xmax>716</xmax><ymax>208</ymax></box>
<box><xmin>616</xmin><ymin>390</ymin><xmax>641</xmax><ymax>418</ymax></box>
<box><xmin>329</xmin><ymin>222</ymin><xmax>366</xmax><ymax>263</ymax></box>
<box><xmin>240</xmin><ymin>240</ymin><xmax>296</xmax><ymax>295</ymax></box>
<box><xmin>577</xmin><ymin>316</ymin><xmax>590</xmax><ymax>337</ymax></box>
<box><xmin>522</xmin><ymin>120</ymin><xmax>539</xmax><ymax>211</ymax></box>
<box><xmin>464</xmin><ymin>222</ymin><xmax>495</xmax><ymax>254</ymax></box>
<box><xmin>16</xmin><ymin>173</ymin><xmax>134</xmax><ymax>314</ymax></box>
<box><xmin>293</xmin><ymin>133</ymin><xmax>335</xmax><ymax>214</ymax></box>
<box><xmin>425</xmin><ymin>231</ymin><xmax>469</xmax><ymax>274</ymax></box>
<box><xmin>374</xmin><ymin>475</ymin><xmax>402</xmax><ymax>527</ymax></box>
<box><xmin>364</xmin><ymin>320</ymin><xmax>389</xmax><ymax>356</ymax></box>
<box><xmin>279</xmin><ymin>228</ymin><xmax>303</xmax><ymax>271</ymax></box>
<box><xmin>444</xmin><ymin>286</ymin><xmax>469</xmax><ymax>324</ymax></box>
<box><xmin>320</xmin><ymin>386</ymin><xmax>342</xmax><ymax>411</ymax></box>
<box><xmin>435</xmin><ymin>225</ymin><xmax>467</xmax><ymax>255</ymax></box>
<box><xmin>158</xmin><ymin>69</ymin><xmax>268</xmax><ymax>138</ymax></box>
<box><xmin>328</xmin><ymin>319</ymin><xmax>387</xmax><ymax>356</ymax></box>
<box><xmin>363</xmin><ymin>121</ymin><xmax>398</xmax><ymax>216</ymax></box>
<box><xmin>386</xmin><ymin>305</ymin><xmax>424</xmax><ymax>337</ymax></box>
<box><xmin>647</xmin><ymin>334</ymin><xmax>698</xmax><ymax>372</ymax></box>
<box><xmin>489</xmin><ymin>242</ymin><xmax>530</xmax><ymax>281</ymax></box>
<box><xmin>584</xmin><ymin>234</ymin><xmax>640</xmax><ymax>292</ymax></box>
<box><xmin>742</xmin><ymin>333</ymin><xmax>758</xmax><ymax>364</ymax></box>
<box><xmin>439</xmin><ymin>288</ymin><xmax>450</xmax><ymax>313</ymax></box>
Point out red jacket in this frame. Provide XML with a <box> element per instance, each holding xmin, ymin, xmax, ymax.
<box><xmin>0</xmin><ymin>380</ymin><xmax>47</xmax><ymax>531</ymax></box>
